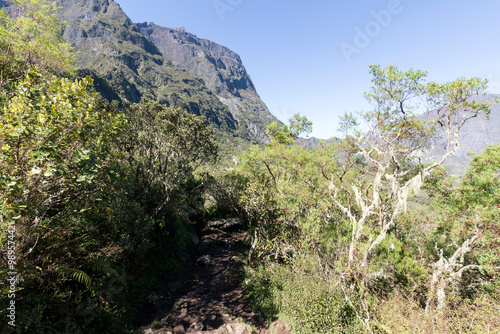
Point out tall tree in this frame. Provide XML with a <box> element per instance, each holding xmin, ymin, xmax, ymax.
<box><xmin>328</xmin><ymin>65</ymin><xmax>496</xmax><ymax>271</ymax></box>
<box><xmin>120</xmin><ymin>99</ymin><xmax>218</xmax><ymax>219</ymax></box>
<box><xmin>425</xmin><ymin>143</ymin><xmax>500</xmax><ymax>311</ymax></box>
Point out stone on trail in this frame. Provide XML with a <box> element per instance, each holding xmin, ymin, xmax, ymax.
<box><xmin>141</xmin><ymin>328</ymin><xmax>173</xmax><ymax>334</ymax></box>
<box><xmin>191</xmin><ymin>234</ymin><xmax>200</xmax><ymax>245</ymax></box>
<box><xmin>207</xmin><ymin>219</ymin><xmax>242</xmax><ymax>230</ymax></box>
<box><xmin>218</xmin><ymin>322</ymin><xmax>254</xmax><ymax>334</ymax></box>
<box><xmin>197</xmin><ymin>254</ymin><xmax>213</xmax><ymax>266</ymax></box>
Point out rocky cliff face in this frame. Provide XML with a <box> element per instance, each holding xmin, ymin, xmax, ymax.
<box><xmin>136</xmin><ymin>22</ymin><xmax>278</xmax><ymax>141</ymax></box>
<box><xmin>1</xmin><ymin>0</ymin><xmax>278</xmax><ymax>145</ymax></box>
<box><xmin>54</xmin><ymin>0</ymin><xmax>247</xmax><ymax>140</ymax></box>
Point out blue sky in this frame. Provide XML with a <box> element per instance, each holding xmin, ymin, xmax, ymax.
<box><xmin>115</xmin><ymin>0</ymin><xmax>500</xmax><ymax>139</ymax></box>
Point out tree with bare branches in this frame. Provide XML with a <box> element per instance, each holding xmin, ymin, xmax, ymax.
<box><xmin>329</xmin><ymin>65</ymin><xmax>496</xmax><ymax>275</ymax></box>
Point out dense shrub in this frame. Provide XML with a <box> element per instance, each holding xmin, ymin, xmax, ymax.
<box><xmin>245</xmin><ymin>263</ymin><xmax>364</xmax><ymax>333</ymax></box>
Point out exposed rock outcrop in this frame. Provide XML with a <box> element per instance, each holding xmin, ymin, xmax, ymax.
<box><xmin>55</xmin><ymin>0</ymin><xmax>239</xmax><ymax>134</ymax></box>
<box><xmin>137</xmin><ymin>22</ymin><xmax>278</xmax><ymax>141</ymax></box>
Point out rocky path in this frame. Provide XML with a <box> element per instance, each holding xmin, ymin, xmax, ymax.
<box><xmin>134</xmin><ymin>222</ymin><xmax>291</xmax><ymax>334</ymax></box>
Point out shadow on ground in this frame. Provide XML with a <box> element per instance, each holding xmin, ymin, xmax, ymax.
<box><xmin>134</xmin><ymin>224</ymin><xmax>288</xmax><ymax>334</ymax></box>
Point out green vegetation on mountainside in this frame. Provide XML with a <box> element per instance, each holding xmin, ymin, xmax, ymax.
<box><xmin>55</xmin><ymin>0</ymin><xmax>260</xmax><ymax>154</ymax></box>
<box><xmin>64</xmin><ymin>15</ymin><xmax>224</xmax><ymax>115</ymax></box>
<box><xmin>137</xmin><ymin>22</ymin><xmax>279</xmax><ymax>142</ymax></box>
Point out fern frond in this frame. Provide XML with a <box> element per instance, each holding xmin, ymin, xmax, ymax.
<box><xmin>57</xmin><ymin>266</ymin><xmax>92</xmax><ymax>288</ymax></box>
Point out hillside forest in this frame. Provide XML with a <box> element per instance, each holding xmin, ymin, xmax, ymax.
<box><xmin>0</xmin><ymin>1</ymin><xmax>499</xmax><ymax>333</ymax></box>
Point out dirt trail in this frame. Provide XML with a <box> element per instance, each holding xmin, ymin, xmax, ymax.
<box><xmin>134</xmin><ymin>225</ymin><xmax>291</xmax><ymax>334</ymax></box>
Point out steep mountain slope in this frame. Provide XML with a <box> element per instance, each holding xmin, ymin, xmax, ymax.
<box><xmin>53</xmin><ymin>0</ymin><xmax>267</xmax><ymax>147</ymax></box>
<box><xmin>136</xmin><ymin>22</ymin><xmax>278</xmax><ymax>141</ymax></box>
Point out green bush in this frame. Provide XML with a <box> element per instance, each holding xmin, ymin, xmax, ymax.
<box><xmin>245</xmin><ymin>263</ymin><xmax>364</xmax><ymax>333</ymax></box>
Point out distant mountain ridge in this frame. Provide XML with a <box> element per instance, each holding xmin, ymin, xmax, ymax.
<box><xmin>296</xmin><ymin>95</ymin><xmax>500</xmax><ymax>175</ymax></box>
<box><xmin>295</xmin><ymin>136</ymin><xmax>339</xmax><ymax>148</ymax></box>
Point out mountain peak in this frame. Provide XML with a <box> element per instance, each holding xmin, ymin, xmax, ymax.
<box><xmin>53</xmin><ymin>0</ymin><xmax>278</xmax><ymax>146</ymax></box>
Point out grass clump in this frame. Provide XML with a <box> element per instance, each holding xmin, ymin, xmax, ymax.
<box><xmin>244</xmin><ymin>262</ymin><xmax>364</xmax><ymax>333</ymax></box>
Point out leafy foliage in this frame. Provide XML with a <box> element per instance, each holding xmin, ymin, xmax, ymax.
<box><xmin>237</xmin><ymin>142</ymin><xmax>341</xmax><ymax>262</ymax></box>
<box><xmin>0</xmin><ymin>3</ymin><xmax>220</xmax><ymax>331</ymax></box>
<box><xmin>245</xmin><ymin>263</ymin><xmax>364</xmax><ymax>333</ymax></box>
<box><xmin>265</xmin><ymin>113</ymin><xmax>312</xmax><ymax>145</ymax></box>
<box><xmin>119</xmin><ymin>99</ymin><xmax>218</xmax><ymax>221</ymax></box>
<box><xmin>234</xmin><ymin>65</ymin><xmax>500</xmax><ymax>332</ymax></box>
<box><xmin>0</xmin><ymin>71</ymin><xmax>127</xmax><ymax>332</ymax></box>
<box><xmin>1</xmin><ymin>2</ymin><xmax>498</xmax><ymax>331</ymax></box>
<box><xmin>423</xmin><ymin>143</ymin><xmax>500</xmax><ymax>310</ymax></box>
<box><xmin>0</xmin><ymin>0</ymin><xmax>74</xmax><ymax>91</ymax></box>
